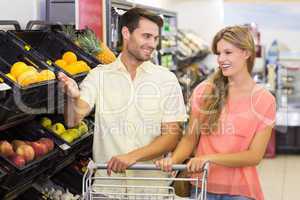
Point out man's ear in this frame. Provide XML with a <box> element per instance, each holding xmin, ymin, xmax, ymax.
<box><xmin>121</xmin><ymin>27</ymin><xmax>130</xmax><ymax>41</ymax></box>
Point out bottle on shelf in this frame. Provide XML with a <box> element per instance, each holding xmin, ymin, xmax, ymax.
<box><xmin>266</xmin><ymin>40</ymin><xmax>279</xmax><ymax>92</ymax></box>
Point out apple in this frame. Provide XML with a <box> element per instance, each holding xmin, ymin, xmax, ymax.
<box><xmin>61</xmin><ymin>132</ymin><xmax>75</xmax><ymax>143</ymax></box>
<box><xmin>66</xmin><ymin>129</ymin><xmax>80</xmax><ymax>140</ymax></box>
<box><xmin>0</xmin><ymin>140</ymin><xmax>14</xmax><ymax>157</ymax></box>
<box><xmin>16</xmin><ymin>144</ymin><xmax>35</xmax><ymax>162</ymax></box>
<box><xmin>28</xmin><ymin>141</ymin><xmax>48</xmax><ymax>157</ymax></box>
<box><xmin>11</xmin><ymin>140</ymin><xmax>26</xmax><ymax>151</ymax></box>
<box><xmin>8</xmin><ymin>153</ymin><xmax>26</xmax><ymax>167</ymax></box>
<box><xmin>51</xmin><ymin>123</ymin><xmax>66</xmax><ymax>136</ymax></box>
<box><xmin>38</xmin><ymin>138</ymin><xmax>54</xmax><ymax>151</ymax></box>
<box><xmin>77</xmin><ymin>121</ymin><xmax>88</xmax><ymax>136</ymax></box>
<box><xmin>40</xmin><ymin>117</ymin><xmax>52</xmax><ymax>129</ymax></box>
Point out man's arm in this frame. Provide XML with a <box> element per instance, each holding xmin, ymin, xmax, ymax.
<box><xmin>64</xmin><ymin>97</ymin><xmax>92</xmax><ymax>127</ymax></box>
<box><xmin>106</xmin><ymin>122</ymin><xmax>182</xmax><ymax>175</ymax></box>
<box><xmin>58</xmin><ymin>72</ymin><xmax>92</xmax><ymax>127</ymax></box>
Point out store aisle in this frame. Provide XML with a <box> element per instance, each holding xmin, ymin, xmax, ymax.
<box><xmin>258</xmin><ymin>155</ymin><xmax>300</xmax><ymax>200</ymax></box>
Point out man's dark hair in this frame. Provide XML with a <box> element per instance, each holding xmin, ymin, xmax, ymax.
<box><xmin>120</xmin><ymin>7</ymin><xmax>163</xmax><ymax>33</ymax></box>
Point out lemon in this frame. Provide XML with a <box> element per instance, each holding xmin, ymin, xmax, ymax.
<box><xmin>17</xmin><ymin>70</ymin><xmax>39</xmax><ymax>87</ymax></box>
<box><xmin>26</xmin><ymin>66</ymin><xmax>38</xmax><ymax>73</ymax></box>
<box><xmin>6</xmin><ymin>73</ymin><xmax>16</xmax><ymax>82</ymax></box>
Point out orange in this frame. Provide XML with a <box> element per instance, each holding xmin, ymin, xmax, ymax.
<box><xmin>38</xmin><ymin>70</ymin><xmax>56</xmax><ymax>82</ymax></box>
<box><xmin>10</xmin><ymin>62</ymin><xmax>28</xmax><ymax>79</ymax></box>
<box><xmin>55</xmin><ymin>59</ymin><xmax>67</xmax><ymax>68</ymax></box>
<box><xmin>63</xmin><ymin>61</ymin><xmax>91</xmax><ymax>75</ymax></box>
<box><xmin>17</xmin><ymin>70</ymin><xmax>39</xmax><ymax>87</ymax></box>
<box><xmin>63</xmin><ymin>63</ymin><xmax>78</xmax><ymax>75</ymax></box>
<box><xmin>62</xmin><ymin>51</ymin><xmax>77</xmax><ymax>64</ymax></box>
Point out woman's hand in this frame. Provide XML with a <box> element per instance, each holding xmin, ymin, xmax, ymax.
<box><xmin>155</xmin><ymin>157</ymin><xmax>174</xmax><ymax>172</ymax></box>
<box><xmin>186</xmin><ymin>156</ymin><xmax>208</xmax><ymax>173</ymax></box>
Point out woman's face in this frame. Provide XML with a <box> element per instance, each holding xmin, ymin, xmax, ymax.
<box><xmin>216</xmin><ymin>39</ymin><xmax>250</xmax><ymax>77</ymax></box>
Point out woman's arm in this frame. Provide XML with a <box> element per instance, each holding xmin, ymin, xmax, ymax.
<box><xmin>187</xmin><ymin>125</ymin><xmax>273</xmax><ymax>172</ymax></box>
<box><xmin>155</xmin><ymin>115</ymin><xmax>201</xmax><ymax>171</ymax></box>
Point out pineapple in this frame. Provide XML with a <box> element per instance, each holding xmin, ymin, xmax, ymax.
<box><xmin>77</xmin><ymin>29</ymin><xmax>116</xmax><ymax>64</ymax></box>
<box><xmin>60</xmin><ymin>25</ymin><xmax>79</xmax><ymax>45</ymax></box>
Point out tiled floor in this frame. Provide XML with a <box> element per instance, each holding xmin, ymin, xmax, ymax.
<box><xmin>258</xmin><ymin>155</ymin><xmax>300</xmax><ymax>200</ymax></box>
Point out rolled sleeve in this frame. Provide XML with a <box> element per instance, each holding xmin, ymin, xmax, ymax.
<box><xmin>190</xmin><ymin>81</ymin><xmax>214</xmax><ymax>118</ymax></box>
<box><xmin>255</xmin><ymin>99</ymin><xmax>276</xmax><ymax>132</ymax></box>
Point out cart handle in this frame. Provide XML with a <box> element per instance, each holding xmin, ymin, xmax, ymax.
<box><xmin>87</xmin><ymin>160</ymin><xmax>209</xmax><ymax>172</ymax></box>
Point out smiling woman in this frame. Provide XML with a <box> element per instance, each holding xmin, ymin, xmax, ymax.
<box><xmin>156</xmin><ymin>25</ymin><xmax>276</xmax><ymax>200</ymax></box>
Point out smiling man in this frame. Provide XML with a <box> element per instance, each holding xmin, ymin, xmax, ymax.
<box><xmin>58</xmin><ymin>7</ymin><xmax>187</xmax><ymax>197</ymax></box>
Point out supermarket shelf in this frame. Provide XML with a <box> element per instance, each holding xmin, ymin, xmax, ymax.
<box><xmin>160</xmin><ymin>47</ymin><xmax>177</xmax><ymax>54</ymax></box>
<box><xmin>0</xmin><ymin>114</ymin><xmax>34</xmax><ymax>131</ymax></box>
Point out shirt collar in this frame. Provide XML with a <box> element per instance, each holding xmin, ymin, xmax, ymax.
<box><xmin>113</xmin><ymin>54</ymin><xmax>155</xmax><ymax>74</ymax></box>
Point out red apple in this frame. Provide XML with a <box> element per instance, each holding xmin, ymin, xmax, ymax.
<box><xmin>8</xmin><ymin>153</ymin><xmax>26</xmax><ymax>167</ymax></box>
<box><xmin>16</xmin><ymin>144</ymin><xmax>35</xmax><ymax>162</ymax></box>
<box><xmin>28</xmin><ymin>141</ymin><xmax>48</xmax><ymax>157</ymax></box>
<box><xmin>38</xmin><ymin>138</ymin><xmax>54</xmax><ymax>152</ymax></box>
<box><xmin>0</xmin><ymin>140</ymin><xmax>14</xmax><ymax>157</ymax></box>
<box><xmin>11</xmin><ymin>140</ymin><xmax>26</xmax><ymax>151</ymax></box>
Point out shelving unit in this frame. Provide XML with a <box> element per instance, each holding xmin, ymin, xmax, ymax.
<box><xmin>0</xmin><ymin>21</ymin><xmax>93</xmax><ymax>199</ymax></box>
<box><xmin>275</xmin><ymin>52</ymin><xmax>300</xmax><ymax>153</ymax></box>
<box><xmin>105</xmin><ymin>0</ymin><xmax>178</xmax><ymax>70</ymax></box>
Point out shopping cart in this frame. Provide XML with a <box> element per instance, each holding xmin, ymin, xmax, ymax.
<box><xmin>82</xmin><ymin>160</ymin><xmax>209</xmax><ymax>200</ymax></box>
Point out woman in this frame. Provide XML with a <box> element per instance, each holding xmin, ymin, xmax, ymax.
<box><xmin>155</xmin><ymin>25</ymin><xmax>276</xmax><ymax>200</ymax></box>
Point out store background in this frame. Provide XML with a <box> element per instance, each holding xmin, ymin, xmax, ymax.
<box><xmin>1</xmin><ymin>0</ymin><xmax>300</xmax><ymax>51</ymax></box>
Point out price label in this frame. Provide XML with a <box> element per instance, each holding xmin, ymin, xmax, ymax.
<box><xmin>59</xmin><ymin>143</ymin><xmax>71</xmax><ymax>150</ymax></box>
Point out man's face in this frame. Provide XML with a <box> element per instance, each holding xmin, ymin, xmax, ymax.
<box><xmin>123</xmin><ymin>18</ymin><xmax>160</xmax><ymax>62</ymax></box>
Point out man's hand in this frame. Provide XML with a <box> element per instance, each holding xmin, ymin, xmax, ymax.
<box><xmin>107</xmin><ymin>154</ymin><xmax>138</xmax><ymax>176</ymax></box>
<box><xmin>58</xmin><ymin>72</ymin><xmax>80</xmax><ymax>98</ymax></box>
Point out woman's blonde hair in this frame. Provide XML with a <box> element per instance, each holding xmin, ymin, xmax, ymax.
<box><xmin>201</xmin><ymin>25</ymin><xmax>256</xmax><ymax>133</ymax></box>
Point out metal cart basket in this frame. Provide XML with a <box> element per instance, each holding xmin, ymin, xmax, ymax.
<box><xmin>82</xmin><ymin>160</ymin><xmax>209</xmax><ymax>200</ymax></box>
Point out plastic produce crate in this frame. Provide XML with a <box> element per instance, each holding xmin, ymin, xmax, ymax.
<box><xmin>37</xmin><ymin>115</ymin><xmax>94</xmax><ymax>152</ymax></box>
<box><xmin>7</xmin><ymin>29</ymin><xmax>101</xmax><ymax>83</ymax></box>
<box><xmin>0</xmin><ymin>127</ymin><xmax>59</xmax><ymax>189</ymax></box>
<box><xmin>0</xmin><ymin>31</ymin><xmax>57</xmax><ymax>123</ymax></box>
<box><xmin>0</xmin><ymin>127</ymin><xmax>58</xmax><ymax>171</ymax></box>
<box><xmin>0</xmin><ymin>167</ymin><xmax>6</xmax><ymax>184</ymax></box>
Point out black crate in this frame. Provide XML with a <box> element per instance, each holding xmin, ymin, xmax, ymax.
<box><xmin>35</xmin><ymin>115</ymin><xmax>94</xmax><ymax>153</ymax></box>
<box><xmin>0</xmin><ymin>167</ymin><xmax>6</xmax><ymax>184</ymax></box>
<box><xmin>0</xmin><ymin>127</ymin><xmax>59</xmax><ymax>172</ymax></box>
<box><xmin>0</xmin><ymin>31</ymin><xmax>57</xmax><ymax>123</ymax></box>
<box><xmin>7</xmin><ymin>29</ymin><xmax>101</xmax><ymax>83</ymax></box>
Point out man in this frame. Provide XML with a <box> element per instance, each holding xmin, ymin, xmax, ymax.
<box><xmin>58</xmin><ymin>7</ymin><xmax>186</xmax><ymax>197</ymax></box>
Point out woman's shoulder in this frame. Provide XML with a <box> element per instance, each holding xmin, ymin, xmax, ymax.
<box><xmin>251</xmin><ymin>84</ymin><xmax>276</xmax><ymax>104</ymax></box>
<box><xmin>193</xmin><ymin>80</ymin><xmax>215</xmax><ymax>95</ymax></box>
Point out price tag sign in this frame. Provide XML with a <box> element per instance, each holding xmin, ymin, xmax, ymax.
<box><xmin>59</xmin><ymin>143</ymin><xmax>71</xmax><ymax>150</ymax></box>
